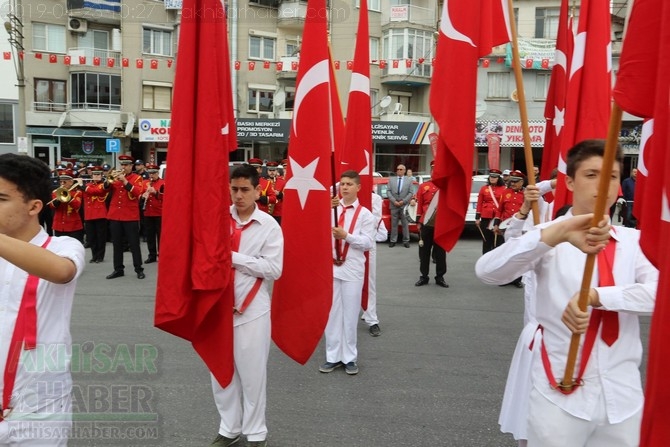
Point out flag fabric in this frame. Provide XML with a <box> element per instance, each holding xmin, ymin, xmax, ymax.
<box><xmin>540</xmin><ymin>0</ymin><xmax>573</xmax><ymax>182</ymax></box>
<box><xmin>271</xmin><ymin>0</ymin><xmax>335</xmax><ymax>364</ymax></box>
<box><xmin>339</xmin><ymin>0</ymin><xmax>372</xmax><ymax>309</ymax></box>
<box><xmin>612</xmin><ymin>0</ymin><xmax>670</xmax><ymax>443</ymax></box>
<box><xmin>83</xmin><ymin>0</ymin><xmax>121</xmax><ymax>12</ymax></box>
<box><xmin>552</xmin><ymin>0</ymin><xmax>611</xmax><ymax>213</ymax></box>
<box><xmin>429</xmin><ymin>0</ymin><xmax>510</xmax><ymax>251</ymax></box>
<box><xmin>154</xmin><ymin>0</ymin><xmax>238</xmax><ymax>387</ymax></box>
<box><xmin>632</xmin><ymin>119</ymin><xmax>653</xmax><ymax>236</ymax></box>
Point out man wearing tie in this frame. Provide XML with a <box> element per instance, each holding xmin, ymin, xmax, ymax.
<box><xmin>386</xmin><ymin>164</ymin><xmax>413</xmax><ymax>248</ymax></box>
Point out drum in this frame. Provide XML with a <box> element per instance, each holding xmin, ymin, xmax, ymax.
<box><xmin>405</xmin><ymin>203</ymin><xmax>418</xmax><ymax>223</ymax></box>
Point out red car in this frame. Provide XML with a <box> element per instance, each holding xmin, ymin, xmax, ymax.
<box><xmin>373</xmin><ymin>177</ymin><xmax>420</xmax><ymax>235</ymax></box>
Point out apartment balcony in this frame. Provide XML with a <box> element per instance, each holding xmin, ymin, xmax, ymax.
<box><xmin>67</xmin><ymin>47</ymin><xmax>122</xmax><ymax>68</ymax></box>
<box><xmin>381</xmin><ymin>4</ymin><xmax>435</xmax><ymax>28</ymax></box>
<box><xmin>27</xmin><ymin>103</ymin><xmax>123</xmax><ymax>129</ymax></box>
<box><xmin>277</xmin><ymin>1</ymin><xmax>307</xmax><ymax>30</ymax></box>
<box><xmin>380</xmin><ymin>62</ymin><xmax>432</xmax><ymax>86</ymax></box>
<box><xmin>275</xmin><ymin>56</ymin><xmax>299</xmax><ymax>80</ymax></box>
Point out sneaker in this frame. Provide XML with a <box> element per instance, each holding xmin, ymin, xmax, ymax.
<box><xmin>369</xmin><ymin>324</ymin><xmax>381</xmax><ymax>337</ymax></box>
<box><xmin>211</xmin><ymin>434</ymin><xmax>241</xmax><ymax>446</ymax></box>
<box><xmin>248</xmin><ymin>441</ymin><xmax>267</xmax><ymax>447</ymax></box>
<box><xmin>344</xmin><ymin>361</ymin><xmax>359</xmax><ymax>375</ymax></box>
<box><xmin>319</xmin><ymin>361</ymin><xmax>343</xmax><ymax>373</ymax></box>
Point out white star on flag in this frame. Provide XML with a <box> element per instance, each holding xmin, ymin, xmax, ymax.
<box><xmin>662</xmin><ymin>188</ymin><xmax>670</xmax><ymax>223</ymax></box>
<box><xmin>553</xmin><ymin>106</ymin><xmax>565</xmax><ymax>136</ymax></box>
<box><xmin>284</xmin><ymin>156</ymin><xmax>326</xmax><ymax>209</ymax></box>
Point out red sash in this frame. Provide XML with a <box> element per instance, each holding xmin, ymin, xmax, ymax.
<box><xmin>533</xmin><ymin>235</ymin><xmax>619</xmax><ymax>395</ymax></box>
<box><xmin>2</xmin><ymin>236</ymin><xmax>52</xmax><ymax>421</ymax></box>
<box><xmin>334</xmin><ymin>204</ymin><xmax>363</xmax><ymax>265</ymax></box>
<box><xmin>230</xmin><ymin>219</ymin><xmax>263</xmax><ymax>315</ymax></box>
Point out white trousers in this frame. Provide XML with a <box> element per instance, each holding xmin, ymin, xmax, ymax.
<box><xmin>0</xmin><ymin>395</ymin><xmax>71</xmax><ymax>446</ymax></box>
<box><xmin>326</xmin><ymin>278</ymin><xmax>363</xmax><ymax>364</ymax></box>
<box><xmin>362</xmin><ymin>248</ymin><xmax>379</xmax><ymax>326</ymax></box>
<box><xmin>211</xmin><ymin>313</ymin><xmax>270</xmax><ymax>442</ymax></box>
<box><xmin>527</xmin><ymin>387</ymin><xmax>641</xmax><ymax>447</ymax></box>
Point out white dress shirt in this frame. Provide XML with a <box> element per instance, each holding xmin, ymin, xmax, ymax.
<box><xmin>332</xmin><ymin>198</ymin><xmax>375</xmax><ymax>281</ymax></box>
<box><xmin>230</xmin><ymin>205</ymin><xmax>284</xmax><ymax>327</ymax></box>
<box><xmin>476</xmin><ymin>214</ymin><xmax>657</xmax><ymax>423</ymax></box>
<box><xmin>0</xmin><ymin>229</ymin><xmax>85</xmax><ymax>417</ymax></box>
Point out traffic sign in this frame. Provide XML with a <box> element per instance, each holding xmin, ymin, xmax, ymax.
<box><xmin>106</xmin><ymin>139</ymin><xmax>121</xmax><ymax>153</ymax></box>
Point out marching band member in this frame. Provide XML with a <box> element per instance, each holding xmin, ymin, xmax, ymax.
<box><xmin>266</xmin><ymin>161</ymin><xmax>285</xmax><ymax>225</ymax></box>
<box><xmin>493</xmin><ymin>170</ymin><xmax>526</xmax><ymax>288</ymax></box>
<box><xmin>49</xmin><ymin>169</ymin><xmax>84</xmax><ymax>243</ymax></box>
<box><xmin>83</xmin><ymin>166</ymin><xmax>109</xmax><ymax>263</ymax></box>
<box><xmin>141</xmin><ymin>164</ymin><xmax>165</xmax><ymax>264</ymax></box>
<box><xmin>248</xmin><ymin>158</ymin><xmax>276</xmax><ymax>215</ymax></box>
<box><xmin>104</xmin><ymin>155</ymin><xmax>145</xmax><ymax>280</ymax></box>
<box><xmin>475</xmin><ymin>168</ymin><xmax>506</xmax><ymax>254</ymax></box>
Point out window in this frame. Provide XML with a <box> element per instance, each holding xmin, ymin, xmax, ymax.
<box><xmin>355</xmin><ymin>0</ymin><xmax>380</xmax><ymax>12</ymax></box>
<box><xmin>32</xmin><ymin>23</ymin><xmax>66</xmax><ymax>53</ymax></box>
<box><xmin>70</xmin><ymin>73</ymin><xmax>121</xmax><ymax>110</ymax></box>
<box><xmin>286</xmin><ymin>41</ymin><xmax>299</xmax><ymax>57</ymax></box>
<box><xmin>142</xmin><ymin>83</ymin><xmax>172</xmax><ymax>111</ymax></box>
<box><xmin>534</xmin><ymin>72</ymin><xmax>551</xmax><ymax>100</ymax></box>
<box><xmin>249</xmin><ymin>36</ymin><xmax>276</xmax><ymax>60</ymax></box>
<box><xmin>0</xmin><ymin>103</ymin><xmax>14</xmax><ymax>144</ymax></box>
<box><xmin>143</xmin><ymin>28</ymin><xmax>173</xmax><ymax>56</ymax></box>
<box><xmin>369</xmin><ymin>37</ymin><xmax>379</xmax><ymax>61</ymax></box>
<box><xmin>34</xmin><ymin>79</ymin><xmax>67</xmax><ymax>112</ymax></box>
<box><xmin>370</xmin><ymin>89</ymin><xmax>378</xmax><ymax>114</ymax></box>
<box><xmin>486</xmin><ymin>72</ymin><xmax>510</xmax><ymax>99</ymax></box>
<box><xmin>249</xmin><ymin>0</ymin><xmax>278</xmax><ymax>7</ymax></box>
<box><xmin>535</xmin><ymin>8</ymin><xmax>560</xmax><ymax>39</ymax></box>
<box><xmin>248</xmin><ymin>89</ymin><xmax>274</xmax><ymax>113</ymax></box>
<box><xmin>382</xmin><ymin>28</ymin><xmax>433</xmax><ymax>76</ymax></box>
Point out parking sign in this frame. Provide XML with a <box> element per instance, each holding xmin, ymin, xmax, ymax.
<box><xmin>106</xmin><ymin>139</ymin><xmax>121</xmax><ymax>153</ymax></box>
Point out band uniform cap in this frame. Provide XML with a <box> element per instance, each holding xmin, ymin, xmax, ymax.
<box><xmin>502</xmin><ymin>169</ymin><xmax>511</xmax><ymax>175</ymax></box>
<box><xmin>118</xmin><ymin>155</ymin><xmax>134</xmax><ymax>164</ymax></box>
<box><xmin>489</xmin><ymin>169</ymin><xmax>502</xmax><ymax>175</ymax></box>
<box><xmin>91</xmin><ymin>166</ymin><xmax>104</xmax><ymax>174</ymax></box>
<box><xmin>280</xmin><ymin>159</ymin><xmax>288</xmax><ymax>166</ymax></box>
<box><xmin>248</xmin><ymin>158</ymin><xmax>263</xmax><ymax>167</ymax></box>
<box><xmin>266</xmin><ymin>161</ymin><xmax>278</xmax><ymax>169</ymax></box>
<box><xmin>430</xmin><ymin>160</ymin><xmax>435</xmax><ymax>167</ymax></box>
<box><xmin>146</xmin><ymin>164</ymin><xmax>159</xmax><ymax>172</ymax></box>
<box><xmin>86</xmin><ymin>162</ymin><xmax>95</xmax><ymax>168</ymax></box>
<box><xmin>59</xmin><ymin>169</ymin><xmax>75</xmax><ymax>180</ymax></box>
<box><xmin>134</xmin><ymin>159</ymin><xmax>146</xmax><ymax>165</ymax></box>
<box><xmin>509</xmin><ymin>170</ymin><xmax>526</xmax><ymax>181</ymax></box>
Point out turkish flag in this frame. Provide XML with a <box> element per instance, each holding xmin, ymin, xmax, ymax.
<box><xmin>333</xmin><ymin>60</ymin><xmax>340</xmax><ymax>70</ymax></box>
<box><xmin>248</xmin><ymin>61</ymin><xmax>255</xmax><ymax>70</ymax></box>
<box><xmin>34</xmin><ymin>52</ymin><xmax>42</xmax><ymax>59</ymax></box>
<box><xmin>107</xmin><ymin>57</ymin><xmax>115</xmax><ymax>68</ymax></box>
<box><xmin>271</xmin><ymin>0</ymin><xmax>334</xmax><ymax>365</ymax></box>
<box><xmin>338</xmin><ymin>0</ymin><xmax>372</xmax><ymax>309</ymax></box>
<box><xmin>150</xmin><ymin>59</ymin><xmax>159</xmax><ymax>69</ymax></box>
<box><xmin>612</xmin><ymin>2</ymin><xmax>670</xmax><ymax>442</ymax></box>
<box><xmin>122</xmin><ymin>58</ymin><xmax>129</xmax><ymax>67</ymax></box>
<box><xmin>525</xmin><ymin>58</ymin><xmax>533</xmax><ymax>68</ymax></box>
<box><xmin>405</xmin><ymin>59</ymin><xmax>412</xmax><ymax>68</ymax></box>
<box><xmin>63</xmin><ymin>55</ymin><xmax>71</xmax><ymax>65</ymax></box>
<box><xmin>49</xmin><ymin>54</ymin><xmax>57</xmax><ymax>63</ymax></box>
<box><xmin>263</xmin><ymin>60</ymin><xmax>270</xmax><ymax>69</ymax></box>
<box><xmin>276</xmin><ymin>61</ymin><xmax>283</xmax><ymax>70</ymax></box>
<box><xmin>234</xmin><ymin>60</ymin><xmax>240</xmax><ymax>70</ymax></box>
<box><xmin>291</xmin><ymin>60</ymin><xmax>299</xmax><ymax>70</ymax></box>
<box><xmin>633</xmin><ymin>120</ymin><xmax>653</xmax><ymax>236</ymax></box>
<box><xmin>346</xmin><ymin>60</ymin><xmax>353</xmax><ymax>70</ymax></box>
<box><xmin>79</xmin><ymin>56</ymin><xmax>87</xmax><ymax>65</ymax></box>
<box><xmin>482</xmin><ymin>59</ymin><xmax>490</xmax><ymax>68</ymax></box>
<box><xmin>167</xmin><ymin>59</ymin><xmax>174</xmax><ymax>68</ymax></box>
<box><xmin>552</xmin><ymin>0</ymin><xmax>611</xmax><ymax>214</ymax></box>
<box><xmin>392</xmin><ymin>59</ymin><xmax>399</xmax><ymax>68</ymax></box>
<box><xmin>2</xmin><ymin>52</ymin><xmax>10</xmax><ymax>60</ymax></box>
<box><xmin>541</xmin><ymin>58</ymin><xmax>550</xmax><ymax>69</ymax></box>
<box><xmin>429</xmin><ymin>0</ymin><xmax>510</xmax><ymax>251</ymax></box>
<box><xmin>93</xmin><ymin>56</ymin><xmax>101</xmax><ymax>66</ymax></box>
<box><xmin>136</xmin><ymin>59</ymin><xmax>143</xmax><ymax>68</ymax></box>
<box><xmin>155</xmin><ymin>0</ymin><xmax>238</xmax><ymax>388</ymax></box>
<box><xmin>379</xmin><ymin>60</ymin><xmax>386</xmax><ymax>69</ymax></box>
<box><xmin>540</xmin><ymin>0</ymin><xmax>573</xmax><ymax>183</ymax></box>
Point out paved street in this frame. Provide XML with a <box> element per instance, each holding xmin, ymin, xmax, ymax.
<box><xmin>67</xmin><ymin>231</ymin><xmax>650</xmax><ymax>446</ymax></box>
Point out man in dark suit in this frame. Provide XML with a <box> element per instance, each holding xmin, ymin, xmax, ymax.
<box><xmin>386</xmin><ymin>164</ymin><xmax>413</xmax><ymax>248</ymax></box>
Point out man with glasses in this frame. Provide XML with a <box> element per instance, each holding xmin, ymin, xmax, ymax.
<box><xmin>386</xmin><ymin>164</ymin><xmax>413</xmax><ymax>248</ymax></box>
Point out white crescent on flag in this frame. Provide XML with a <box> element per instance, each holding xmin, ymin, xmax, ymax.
<box><xmin>221</xmin><ymin>123</ymin><xmax>229</xmax><ymax>135</ymax></box>
<box><xmin>439</xmin><ymin>0</ymin><xmax>474</xmax><ymax>47</ymax></box>
<box><xmin>662</xmin><ymin>188</ymin><xmax>670</xmax><ymax>223</ymax></box>
<box><xmin>349</xmin><ymin>72</ymin><xmax>370</xmax><ymax>96</ymax></box>
<box><xmin>359</xmin><ymin>149</ymin><xmax>371</xmax><ymax>176</ymax></box>
<box><xmin>554</xmin><ymin>49</ymin><xmax>567</xmax><ymax>71</ymax></box>
<box><xmin>557</xmin><ymin>153</ymin><xmax>567</xmax><ymax>175</ymax></box>
<box><xmin>570</xmin><ymin>32</ymin><xmax>586</xmax><ymax>79</ymax></box>
<box><xmin>293</xmin><ymin>59</ymin><xmax>329</xmax><ymax>136</ymax></box>
<box><xmin>637</xmin><ymin>119</ymin><xmax>653</xmax><ymax>177</ymax></box>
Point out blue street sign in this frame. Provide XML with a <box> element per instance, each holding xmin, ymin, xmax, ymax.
<box><xmin>106</xmin><ymin>139</ymin><xmax>121</xmax><ymax>153</ymax></box>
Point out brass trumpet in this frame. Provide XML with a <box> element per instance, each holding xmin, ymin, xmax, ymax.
<box><xmin>104</xmin><ymin>169</ymin><xmax>124</xmax><ymax>185</ymax></box>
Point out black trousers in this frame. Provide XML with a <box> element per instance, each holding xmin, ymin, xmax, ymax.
<box><xmin>480</xmin><ymin>218</ymin><xmax>503</xmax><ymax>254</ymax></box>
<box><xmin>55</xmin><ymin>229</ymin><xmax>85</xmax><ymax>244</ymax></box>
<box><xmin>144</xmin><ymin>216</ymin><xmax>162</xmax><ymax>259</ymax></box>
<box><xmin>85</xmin><ymin>218</ymin><xmax>108</xmax><ymax>261</ymax></box>
<box><xmin>110</xmin><ymin>220</ymin><xmax>143</xmax><ymax>273</ymax></box>
<box><xmin>418</xmin><ymin>225</ymin><xmax>447</xmax><ymax>280</ymax></box>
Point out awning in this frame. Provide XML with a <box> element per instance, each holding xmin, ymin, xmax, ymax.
<box><xmin>27</xmin><ymin>127</ymin><xmax>112</xmax><ymax>138</ymax></box>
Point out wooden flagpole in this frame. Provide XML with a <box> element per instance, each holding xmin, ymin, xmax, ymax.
<box><xmin>506</xmin><ymin>0</ymin><xmax>540</xmax><ymax>226</ymax></box>
<box><xmin>560</xmin><ymin>103</ymin><xmax>623</xmax><ymax>390</ymax></box>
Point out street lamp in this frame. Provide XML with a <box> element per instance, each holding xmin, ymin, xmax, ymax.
<box><xmin>4</xmin><ymin>11</ymin><xmax>27</xmax><ymax>151</ymax></box>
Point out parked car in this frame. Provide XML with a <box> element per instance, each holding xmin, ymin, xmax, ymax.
<box><xmin>373</xmin><ymin>177</ymin><xmax>420</xmax><ymax>235</ymax></box>
<box><xmin>465</xmin><ymin>174</ymin><xmax>491</xmax><ymax>226</ymax></box>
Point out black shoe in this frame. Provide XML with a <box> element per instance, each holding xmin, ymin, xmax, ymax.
<box><xmin>415</xmin><ymin>277</ymin><xmax>429</xmax><ymax>286</ymax></box>
<box><xmin>144</xmin><ymin>258</ymin><xmax>156</xmax><ymax>264</ymax></box>
<box><xmin>89</xmin><ymin>258</ymin><xmax>98</xmax><ymax>263</ymax></box>
<box><xmin>106</xmin><ymin>271</ymin><xmax>124</xmax><ymax>279</ymax></box>
<box><xmin>403</xmin><ymin>242</ymin><xmax>410</xmax><ymax>248</ymax></box>
<box><xmin>435</xmin><ymin>278</ymin><xmax>450</xmax><ymax>288</ymax></box>
<box><xmin>389</xmin><ymin>242</ymin><xmax>396</xmax><ymax>248</ymax></box>
<box><xmin>369</xmin><ymin>324</ymin><xmax>381</xmax><ymax>337</ymax></box>
<box><xmin>137</xmin><ymin>272</ymin><xmax>146</xmax><ymax>279</ymax></box>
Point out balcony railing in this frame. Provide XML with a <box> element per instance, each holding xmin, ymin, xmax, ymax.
<box><xmin>67</xmin><ymin>47</ymin><xmax>121</xmax><ymax>67</ymax></box>
<box><xmin>33</xmin><ymin>102</ymin><xmax>67</xmax><ymax>112</ymax></box>
<box><xmin>381</xmin><ymin>4</ymin><xmax>434</xmax><ymax>27</ymax></box>
<box><xmin>380</xmin><ymin>62</ymin><xmax>432</xmax><ymax>78</ymax></box>
<box><xmin>70</xmin><ymin>102</ymin><xmax>122</xmax><ymax>111</ymax></box>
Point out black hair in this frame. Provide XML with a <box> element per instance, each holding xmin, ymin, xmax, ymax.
<box><xmin>489</xmin><ymin>175</ymin><xmax>505</xmax><ymax>187</ymax></box>
<box><xmin>0</xmin><ymin>154</ymin><xmax>52</xmax><ymax>205</ymax></box>
<box><xmin>340</xmin><ymin>170</ymin><xmax>361</xmax><ymax>184</ymax></box>
<box><xmin>566</xmin><ymin>139</ymin><xmax>622</xmax><ymax>178</ymax></box>
<box><xmin>231</xmin><ymin>164</ymin><xmax>260</xmax><ymax>187</ymax></box>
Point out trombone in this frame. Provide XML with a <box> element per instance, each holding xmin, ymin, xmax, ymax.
<box><xmin>46</xmin><ymin>179</ymin><xmax>83</xmax><ymax>206</ymax></box>
<box><xmin>104</xmin><ymin>169</ymin><xmax>124</xmax><ymax>186</ymax></box>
